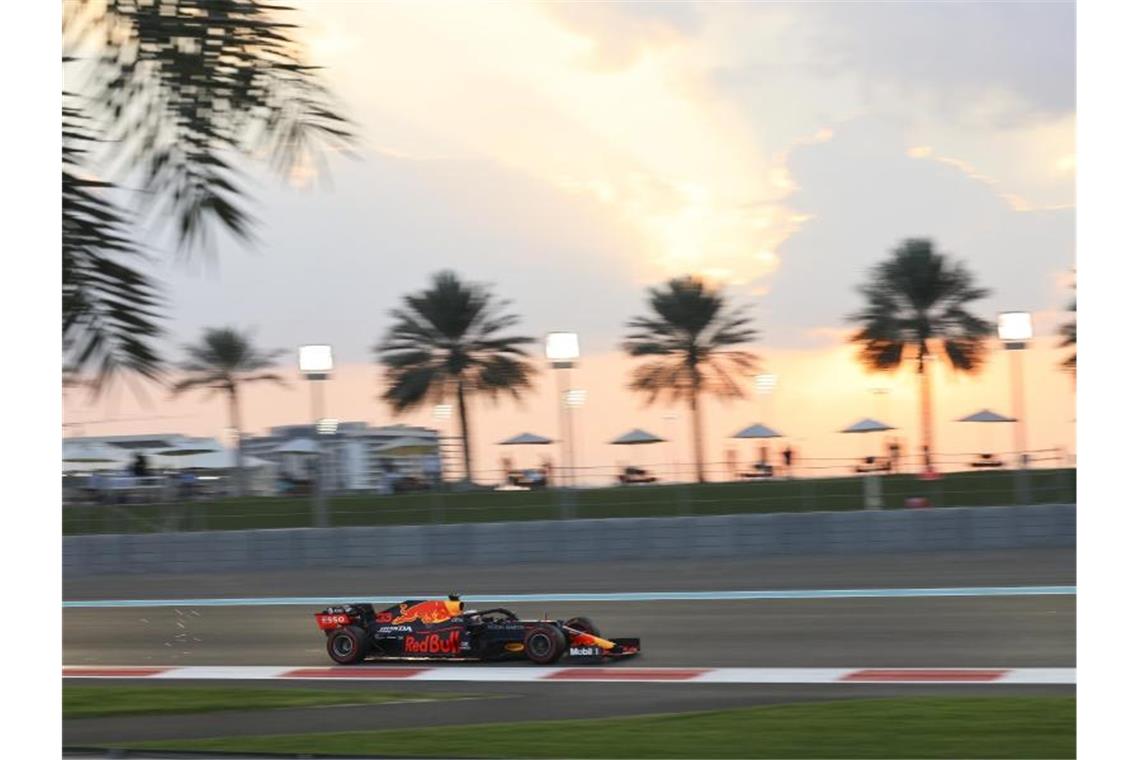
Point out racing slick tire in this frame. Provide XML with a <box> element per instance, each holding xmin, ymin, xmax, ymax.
<box><xmin>327</xmin><ymin>625</ymin><xmax>368</xmax><ymax>665</ymax></box>
<box><xmin>565</xmin><ymin>616</ymin><xmax>600</xmax><ymax>636</ymax></box>
<box><xmin>524</xmin><ymin>624</ymin><xmax>567</xmax><ymax>665</ymax></box>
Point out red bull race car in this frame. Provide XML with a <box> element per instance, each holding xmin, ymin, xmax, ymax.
<box><xmin>314</xmin><ymin>595</ymin><xmax>640</xmax><ymax>665</ymax></box>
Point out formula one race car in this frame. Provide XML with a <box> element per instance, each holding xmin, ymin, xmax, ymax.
<box><xmin>314</xmin><ymin>595</ymin><xmax>640</xmax><ymax>665</ymax></box>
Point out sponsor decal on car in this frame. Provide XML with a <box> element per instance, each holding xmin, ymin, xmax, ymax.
<box><xmin>569</xmin><ymin>646</ymin><xmax>602</xmax><ymax>657</ymax></box>
<box><xmin>315</xmin><ymin>613</ymin><xmax>351</xmax><ymax>629</ymax></box>
<box><xmin>376</xmin><ymin>625</ymin><xmax>413</xmax><ymax>633</ymax></box>
<box><xmin>403</xmin><ymin>630</ymin><xmax>461</xmax><ymax>655</ymax></box>
<box><xmin>375</xmin><ymin>612</ymin><xmax>394</xmax><ymax>623</ymax></box>
<box><xmin>504</xmin><ymin>642</ymin><xmax>525</xmax><ymax>653</ymax></box>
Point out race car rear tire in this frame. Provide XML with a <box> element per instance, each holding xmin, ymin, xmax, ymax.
<box><xmin>327</xmin><ymin>625</ymin><xmax>368</xmax><ymax>665</ymax></box>
<box><xmin>524</xmin><ymin>624</ymin><xmax>567</xmax><ymax>665</ymax></box>
<box><xmin>565</xmin><ymin>616</ymin><xmax>600</xmax><ymax>636</ymax></box>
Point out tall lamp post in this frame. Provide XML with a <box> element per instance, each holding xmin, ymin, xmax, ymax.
<box><xmin>998</xmin><ymin>312</ymin><xmax>1033</xmax><ymax>503</ymax></box>
<box><xmin>299</xmin><ymin>344</ymin><xmax>333</xmax><ymax>527</ymax></box>
<box><xmin>997</xmin><ymin>313</ymin><xmax>1033</xmax><ymax>463</ymax></box>
<box><xmin>545</xmin><ymin>332</ymin><xmax>580</xmax><ymax>487</ymax></box>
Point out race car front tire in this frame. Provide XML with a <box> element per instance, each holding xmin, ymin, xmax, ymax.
<box><xmin>327</xmin><ymin>625</ymin><xmax>368</xmax><ymax>665</ymax></box>
<box><xmin>524</xmin><ymin>624</ymin><xmax>567</xmax><ymax>665</ymax></box>
<box><xmin>565</xmin><ymin>616</ymin><xmax>600</xmax><ymax>636</ymax></box>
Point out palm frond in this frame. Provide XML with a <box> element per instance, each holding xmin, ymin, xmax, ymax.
<box><xmin>848</xmin><ymin>239</ymin><xmax>992</xmax><ymax>375</ymax></box>
<box><xmin>375</xmin><ymin>271</ymin><xmax>536</xmax><ymax>414</ymax></box>
<box><xmin>622</xmin><ymin>276</ymin><xmax>760</xmax><ymax>402</ymax></box>
<box><xmin>63</xmin><ymin>93</ymin><xmax>165</xmax><ymax>391</ymax></box>
<box><xmin>68</xmin><ymin>0</ymin><xmax>355</xmax><ymax>254</ymax></box>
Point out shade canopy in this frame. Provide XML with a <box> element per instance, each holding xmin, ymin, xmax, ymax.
<box><xmin>153</xmin><ymin>437</ymin><xmax>222</xmax><ymax>457</ymax></box>
<box><xmin>610</xmin><ymin>428</ymin><xmax>665</xmax><ymax>445</ymax></box>
<box><xmin>840</xmin><ymin>418</ymin><xmax>896</xmax><ymax>434</ymax></box>
<box><xmin>499</xmin><ymin>432</ymin><xmax>553</xmax><ymax>445</ymax></box>
<box><xmin>63</xmin><ymin>441</ymin><xmax>130</xmax><ymax>464</ymax></box>
<box><xmin>273</xmin><ymin>438</ymin><xmax>320</xmax><ymax>455</ymax></box>
<box><xmin>157</xmin><ymin>450</ymin><xmax>272</xmax><ymax>471</ymax></box>
<box><xmin>732</xmin><ymin>423</ymin><xmax>783</xmax><ymax>439</ymax></box>
<box><xmin>376</xmin><ymin>437</ymin><xmax>437</xmax><ymax>457</ymax></box>
<box><xmin>958</xmin><ymin>409</ymin><xmax>1016</xmax><ymax>423</ymax></box>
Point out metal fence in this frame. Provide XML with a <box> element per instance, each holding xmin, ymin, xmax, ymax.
<box><xmin>61</xmin><ymin>451</ymin><xmax>1076</xmax><ymax>536</ymax></box>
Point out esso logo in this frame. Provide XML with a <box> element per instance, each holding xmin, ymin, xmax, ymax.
<box><xmin>317</xmin><ymin>614</ymin><xmax>350</xmax><ymax>626</ymax></box>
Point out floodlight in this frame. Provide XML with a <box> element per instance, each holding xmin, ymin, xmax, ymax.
<box><xmin>298</xmin><ymin>344</ymin><xmax>334</xmax><ymax>376</ymax></box>
<box><xmin>545</xmin><ymin>332</ymin><xmax>580</xmax><ymax>367</ymax></box>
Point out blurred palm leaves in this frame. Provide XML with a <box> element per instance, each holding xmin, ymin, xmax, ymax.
<box><xmin>376</xmin><ymin>272</ymin><xmax>537</xmax><ymax>482</ymax></box>
<box><xmin>62</xmin><ymin>0</ymin><xmax>353</xmax><ymax>390</ymax></box>
<box><xmin>848</xmin><ymin>239</ymin><xmax>992</xmax><ymax>459</ymax></box>
<box><xmin>622</xmin><ymin>276</ymin><xmax>760</xmax><ymax>483</ymax></box>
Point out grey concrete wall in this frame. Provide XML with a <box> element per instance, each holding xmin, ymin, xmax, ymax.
<box><xmin>62</xmin><ymin>504</ymin><xmax>1075</xmax><ymax>576</ymax></box>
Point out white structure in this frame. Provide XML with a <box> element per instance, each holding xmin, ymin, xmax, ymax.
<box><xmin>64</xmin><ymin>423</ymin><xmax>443</xmax><ymax>494</ymax></box>
<box><xmin>244</xmin><ymin>422</ymin><xmax>443</xmax><ymax>491</ymax></box>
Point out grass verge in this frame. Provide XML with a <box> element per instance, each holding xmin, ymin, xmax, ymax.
<box><xmin>63</xmin><ymin>684</ymin><xmax>472</xmax><ymax>719</ymax></box>
<box><xmin>127</xmin><ymin>696</ymin><xmax>1074</xmax><ymax>759</ymax></box>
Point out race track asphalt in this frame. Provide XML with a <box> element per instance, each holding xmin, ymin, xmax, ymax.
<box><xmin>63</xmin><ymin>548</ymin><xmax>1075</xmax><ymax>748</ymax></box>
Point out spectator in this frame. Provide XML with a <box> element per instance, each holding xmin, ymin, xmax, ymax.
<box><xmin>888</xmin><ymin>438</ymin><xmax>901</xmax><ymax>473</ymax></box>
<box><xmin>132</xmin><ymin>453</ymin><xmax>150</xmax><ymax>478</ymax></box>
<box><xmin>782</xmin><ymin>445</ymin><xmax>794</xmax><ymax>478</ymax></box>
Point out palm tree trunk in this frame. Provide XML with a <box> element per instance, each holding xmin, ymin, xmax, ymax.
<box><xmin>456</xmin><ymin>381</ymin><xmax>473</xmax><ymax>484</ymax></box>
<box><xmin>918</xmin><ymin>355</ymin><xmax>934</xmax><ymax>471</ymax></box>
<box><xmin>690</xmin><ymin>388</ymin><xmax>706</xmax><ymax>484</ymax></box>
<box><xmin>228</xmin><ymin>383</ymin><xmax>246</xmax><ymax>496</ymax></box>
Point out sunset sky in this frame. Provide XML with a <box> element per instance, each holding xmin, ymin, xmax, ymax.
<box><xmin>63</xmin><ymin>1</ymin><xmax>1076</xmax><ymax>475</ymax></box>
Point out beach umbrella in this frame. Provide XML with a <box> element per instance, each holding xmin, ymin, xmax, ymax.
<box><xmin>840</xmin><ymin>418</ymin><xmax>896</xmax><ymax>468</ymax></box>
<box><xmin>957</xmin><ymin>409</ymin><xmax>1015</xmax><ymax>459</ymax></box>
<box><xmin>840</xmin><ymin>418</ymin><xmax>895</xmax><ymax>434</ymax></box>
<box><xmin>610</xmin><ymin>428</ymin><xmax>665</xmax><ymax>473</ymax></box>
<box><xmin>610</xmin><ymin>428</ymin><xmax>665</xmax><ymax>445</ymax></box>
<box><xmin>499</xmin><ymin>432</ymin><xmax>554</xmax><ymax>445</ymax></box>
<box><xmin>732</xmin><ymin>423</ymin><xmax>783</xmax><ymax>472</ymax></box>
<box><xmin>732</xmin><ymin>423</ymin><xmax>783</xmax><ymax>439</ymax></box>
<box><xmin>957</xmin><ymin>409</ymin><xmax>1015</xmax><ymax>423</ymax></box>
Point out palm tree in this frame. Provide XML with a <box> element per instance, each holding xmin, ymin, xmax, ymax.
<box><xmin>1059</xmin><ymin>290</ymin><xmax>1076</xmax><ymax>374</ymax></box>
<box><xmin>848</xmin><ymin>239</ymin><xmax>992</xmax><ymax>468</ymax></box>
<box><xmin>171</xmin><ymin>328</ymin><xmax>287</xmax><ymax>495</ymax></box>
<box><xmin>622</xmin><ymin>276</ymin><xmax>759</xmax><ymax>483</ymax></box>
<box><xmin>376</xmin><ymin>272</ymin><xmax>537</xmax><ymax>483</ymax></box>
<box><xmin>63</xmin><ymin>0</ymin><xmax>353</xmax><ymax>389</ymax></box>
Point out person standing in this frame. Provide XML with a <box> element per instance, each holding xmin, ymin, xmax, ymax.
<box><xmin>782</xmin><ymin>445</ymin><xmax>794</xmax><ymax>478</ymax></box>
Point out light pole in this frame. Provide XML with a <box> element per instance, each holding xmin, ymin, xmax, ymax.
<box><xmin>545</xmin><ymin>332</ymin><xmax>580</xmax><ymax>487</ymax></box>
<box><xmin>997</xmin><ymin>312</ymin><xmax>1033</xmax><ymax>463</ymax></box>
<box><xmin>998</xmin><ymin>312</ymin><xmax>1033</xmax><ymax>503</ymax></box>
<box><xmin>299</xmin><ymin>344</ymin><xmax>333</xmax><ymax>527</ymax></box>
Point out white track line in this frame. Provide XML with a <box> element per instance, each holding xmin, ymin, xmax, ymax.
<box><xmin>62</xmin><ymin>665</ymin><xmax>1076</xmax><ymax>685</ymax></box>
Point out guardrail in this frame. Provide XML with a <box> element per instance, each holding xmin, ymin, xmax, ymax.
<box><xmin>63</xmin><ymin>503</ymin><xmax>1075</xmax><ymax>576</ymax></box>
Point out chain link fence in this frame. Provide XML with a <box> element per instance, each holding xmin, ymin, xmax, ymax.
<box><xmin>62</xmin><ymin>448</ymin><xmax>1075</xmax><ymax>536</ymax></box>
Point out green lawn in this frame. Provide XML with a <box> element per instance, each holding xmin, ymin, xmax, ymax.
<box><xmin>63</xmin><ymin>467</ymin><xmax>1075</xmax><ymax>535</ymax></box>
<box><xmin>128</xmin><ymin>697</ymin><xmax>1075</xmax><ymax>759</ymax></box>
<box><xmin>63</xmin><ymin>684</ymin><xmax>471</xmax><ymax>719</ymax></box>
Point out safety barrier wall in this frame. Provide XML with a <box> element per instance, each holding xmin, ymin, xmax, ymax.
<box><xmin>62</xmin><ymin>503</ymin><xmax>1075</xmax><ymax>576</ymax></box>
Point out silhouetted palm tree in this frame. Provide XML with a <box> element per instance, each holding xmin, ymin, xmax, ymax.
<box><xmin>1059</xmin><ymin>290</ymin><xmax>1076</xmax><ymax>374</ymax></box>
<box><xmin>622</xmin><ymin>276</ymin><xmax>759</xmax><ymax>483</ymax></box>
<box><xmin>63</xmin><ymin>0</ymin><xmax>352</xmax><ymax>388</ymax></box>
<box><xmin>376</xmin><ymin>272</ymin><xmax>537</xmax><ymax>483</ymax></box>
<box><xmin>848</xmin><ymin>239</ymin><xmax>992</xmax><ymax>467</ymax></box>
<box><xmin>171</xmin><ymin>328</ymin><xmax>287</xmax><ymax>495</ymax></box>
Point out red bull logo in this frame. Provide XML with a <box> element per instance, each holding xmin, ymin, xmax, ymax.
<box><xmin>391</xmin><ymin>600</ymin><xmax>461</xmax><ymax>625</ymax></box>
<box><xmin>404</xmin><ymin>630</ymin><xmax>460</xmax><ymax>654</ymax></box>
